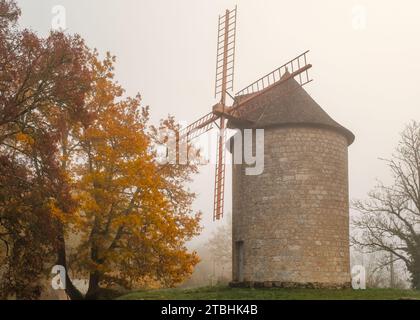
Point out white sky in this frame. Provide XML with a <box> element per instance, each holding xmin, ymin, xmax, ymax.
<box><xmin>16</xmin><ymin>0</ymin><xmax>420</xmax><ymax>244</ymax></box>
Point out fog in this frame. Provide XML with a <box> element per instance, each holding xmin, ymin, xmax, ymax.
<box><xmin>16</xmin><ymin>0</ymin><xmax>420</xmax><ymax>245</ymax></box>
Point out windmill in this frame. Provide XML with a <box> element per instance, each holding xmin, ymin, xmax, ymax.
<box><xmin>176</xmin><ymin>6</ymin><xmax>313</xmax><ymax>221</ymax></box>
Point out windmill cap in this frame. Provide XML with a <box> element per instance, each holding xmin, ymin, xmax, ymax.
<box><xmin>229</xmin><ymin>74</ymin><xmax>355</xmax><ymax>146</ymax></box>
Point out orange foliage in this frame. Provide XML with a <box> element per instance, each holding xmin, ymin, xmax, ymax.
<box><xmin>65</xmin><ymin>54</ymin><xmax>201</xmax><ymax>296</ymax></box>
<box><xmin>1</xmin><ymin>0</ymin><xmax>201</xmax><ymax>299</ymax></box>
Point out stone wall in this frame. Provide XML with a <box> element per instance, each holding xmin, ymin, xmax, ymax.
<box><xmin>231</xmin><ymin>125</ymin><xmax>350</xmax><ymax>287</ymax></box>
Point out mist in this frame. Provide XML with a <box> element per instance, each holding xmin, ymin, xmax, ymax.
<box><xmin>15</xmin><ymin>0</ymin><xmax>420</xmax><ymax>247</ymax></box>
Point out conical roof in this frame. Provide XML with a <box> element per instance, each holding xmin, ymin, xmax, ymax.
<box><xmin>228</xmin><ymin>75</ymin><xmax>355</xmax><ymax>145</ymax></box>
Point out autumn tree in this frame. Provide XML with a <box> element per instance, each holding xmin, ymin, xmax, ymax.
<box><xmin>1</xmin><ymin>0</ymin><xmax>201</xmax><ymax>299</ymax></box>
<box><xmin>0</xmin><ymin>0</ymin><xmax>93</xmax><ymax>299</ymax></box>
<box><xmin>352</xmin><ymin>121</ymin><xmax>420</xmax><ymax>290</ymax></box>
<box><xmin>61</xmin><ymin>58</ymin><xmax>201</xmax><ymax>299</ymax></box>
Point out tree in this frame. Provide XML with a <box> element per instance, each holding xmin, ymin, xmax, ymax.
<box><xmin>62</xmin><ymin>60</ymin><xmax>201</xmax><ymax>298</ymax></box>
<box><xmin>352</xmin><ymin>121</ymin><xmax>420</xmax><ymax>289</ymax></box>
<box><xmin>1</xmin><ymin>0</ymin><xmax>201</xmax><ymax>299</ymax></box>
<box><xmin>0</xmin><ymin>0</ymin><xmax>94</xmax><ymax>299</ymax></box>
<box><xmin>351</xmin><ymin>251</ymin><xmax>408</xmax><ymax>289</ymax></box>
<box><xmin>207</xmin><ymin>214</ymin><xmax>232</xmax><ymax>282</ymax></box>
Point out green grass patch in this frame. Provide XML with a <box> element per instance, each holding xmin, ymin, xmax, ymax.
<box><xmin>118</xmin><ymin>285</ymin><xmax>420</xmax><ymax>300</ymax></box>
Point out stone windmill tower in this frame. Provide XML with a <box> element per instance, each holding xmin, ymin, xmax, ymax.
<box><xmin>173</xmin><ymin>7</ymin><xmax>354</xmax><ymax>288</ymax></box>
<box><xmin>229</xmin><ymin>74</ymin><xmax>355</xmax><ymax>288</ymax></box>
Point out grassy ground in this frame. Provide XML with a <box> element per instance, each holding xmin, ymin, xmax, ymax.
<box><xmin>118</xmin><ymin>285</ymin><xmax>420</xmax><ymax>300</ymax></box>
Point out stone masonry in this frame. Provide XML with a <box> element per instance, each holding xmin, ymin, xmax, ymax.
<box><xmin>231</xmin><ymin>126</ymin><xmax>351</xmax><ymax>288</ymax></box>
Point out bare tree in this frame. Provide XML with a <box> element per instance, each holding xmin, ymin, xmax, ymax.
<box><xmin>351</xmin><ymin>250</ymin><xmax>408</xmax><ymax>288</ymax></box>
<box><xmin>352</xmin><ymin>121</ymin><xmax>420</xmax><ymax>289</ymax></box>
<box><xmin>207</xmin><ymin>214</ymin><xmax>232</xmax><ymax>283</ymax></box>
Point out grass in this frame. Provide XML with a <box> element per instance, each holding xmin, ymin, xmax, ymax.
<box><xmin>118</xmin><ymin>285</ymin><xmax>420</xmax><ymax>300</ymax></box>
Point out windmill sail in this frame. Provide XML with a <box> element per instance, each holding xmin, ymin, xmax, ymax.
<box><xmin>178</xmin><ymin>112</ymin><xmax>219</xmax><ymax>143</ymax></box>
<box><xmin>169</xmin><ymin>8</ymin><xmax>313</xmax><ymax>223</ymax></box>
<box><xmin>213</xmin><ymin>127</ymin><xmax>226</xmax><ymax>220</ymax></box>
<box><xmin>213</xmin><ymin>6</ymin><xmax>237</xmax><ymax>220</ymax></box>
<box><xmin>231</xmin><ymin>51</ymin><xmax>312</xmax><ymax>119</ymax></box>
<box><xmin>235</xmin><ymin>51</ymin><xmax>311</xmax><ymax>97</ymax></box>
<box><xmin>214</xmin><ymin>6</ymin><xmax>237</xmax><ymax>103</ymax></box>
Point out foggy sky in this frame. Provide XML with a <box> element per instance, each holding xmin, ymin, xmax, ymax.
<box><xmin>16</xmin><ymin>0</ymin><xmax>420</xmax><ymax>244</ymax></box>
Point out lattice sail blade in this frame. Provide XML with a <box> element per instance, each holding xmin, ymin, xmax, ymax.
<box><xmin>230</xmin><ymin>51</ymin><xmax>312</xmax><ymax>118</ymax></box>
<box><xmin>178</xmin><ymin>112</ymin><xmax>219</xmax><ymax>143</ymax></box>
<box><xmin>213</xmin><ymin>117</ymin><xmax>226</xmax><ymax>220</ymax></box>
<box><xmin>235</xmin><ymin>50</ymin><xmax>311</xmax><ymax>97</ymax></box>
<box><xmin>214</xmin><ymin>6</ymin><xmax>237</xmax><ymax>103</ymax></box>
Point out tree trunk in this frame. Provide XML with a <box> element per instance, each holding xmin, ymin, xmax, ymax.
<box><xmin>56</xmin><ymin>223</ymin><xmax>84</xmax><ymax>300</ymax></box>
<box><xmin>411</xmin><ymin>260</ymin><xmax>420</xmax><ymax>290</ymax></box>
<box><xmin>85</xmin><ymin>271</ymin><xmax>101</xmax><ymax>300</ymax></box>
